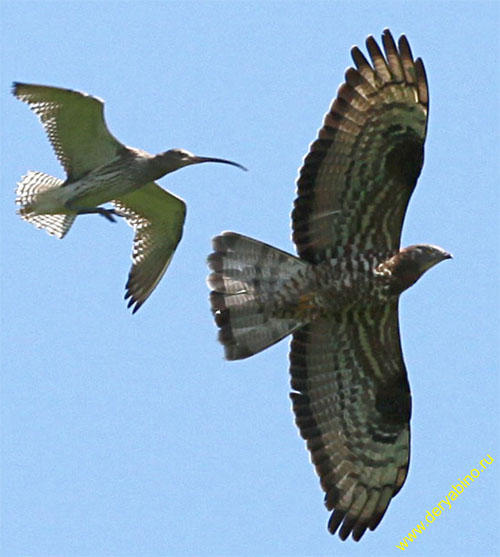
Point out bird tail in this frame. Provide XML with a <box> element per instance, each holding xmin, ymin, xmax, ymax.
<box><xmin>16</xmin><ymin>171</ymin><xmax>76</xmax><ymax>239</ymax></box>
<box><xmin>207</xmin><ymin>232</ymin><xmax>306</xmax><ymax>360</ymax></box>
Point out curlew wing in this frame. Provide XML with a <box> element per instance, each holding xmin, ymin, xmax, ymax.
<box><xmin>13</xmin><ymin>82</ymin><xmax>125</xmax><ymax>181</ymax></box>
<box><xmin>112</xmin><ymin>182</ymin><xmax>187</xmax><ymax>313</ymax></box>
<box><xmin>292</xmin><ymin>29</ymin><xmax>429</xmax><ymax>262</ymax></box>
<box><xmin>290</xmin><ymin>302</ymin><xmax>410</xmax><ymax>541</ymax></box>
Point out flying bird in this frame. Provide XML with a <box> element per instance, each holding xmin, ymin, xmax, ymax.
<box><xmin>13</xmin><ymin>83</ymin><xmax>245</xmax><ymax>312</ymax></box>
<box><xmin>208</xmin><ymin>30</ymin><xmax>451</xmax><ymax>540</ymax></box>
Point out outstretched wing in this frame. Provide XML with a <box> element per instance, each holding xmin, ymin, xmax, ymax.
<box><xmin>13</xmin><ymin>82</ymin><xmax>125</xmax><ymax>181</ymax></box>
<box><xmin>292</xmin><ymin>29</ymin><xmax>428</xmax><ymax>262</ymax></box>
<box><xmin>113</xmin><ymin>182</ymin><xmax>187</xmax><ymax>313</ymax></box>
<box><xmin>290</xmin><ymin>302</ymin><xmax>411</xmax><ymax>541</ymax></box>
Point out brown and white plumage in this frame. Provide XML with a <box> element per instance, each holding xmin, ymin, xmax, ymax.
<box><xmin>13</xmin><ymin>83</ymin><xmax>125</xmax><ymax>180</ymax></box>
<box><xmin>208</xmin><ymin>30</ymin><xmax>451</xmax><ymax>540</ymax></box>
<box><xmin>113</xmin><ymin>183</ymin><xmax>186</xmax><ymax>312</ymax></box>
<box><xmin>292</xmin><ymin>30</ymin><xmax>428</xmax><ymax>261</ymax></box>
<box><xmin>13</xmin><ymin>82</ymin><xmax>245</xmax><ymax>312</ymax></box>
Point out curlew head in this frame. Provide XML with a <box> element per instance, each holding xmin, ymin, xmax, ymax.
<box><xmin>380</xmin><ymin>244</ymin><xmax>452</xmax><ymax>294</ymax></box>
<box><xmin>157</xmin><ymin>148</ymin><xmax>247</xmax><ymax>174</ymax></box>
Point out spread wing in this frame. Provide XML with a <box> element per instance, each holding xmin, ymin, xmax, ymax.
<box><xmin>112</xmin><ymin>182</ymin><xmax>187</xmax><ymax>313</ymax></box>
<box><xmin>13</xmin><ymin>82</ymin><xmax>125</xmax><ymax>181</ymax></box>
<box><xmin>292</xmin><ymin>29</ymin><xmax>429</xmax><ymax>262</ymax></box>
<box><xmin>290</xmin><ymin>302</ymin><xmax>411</xmax><ymax>541</ymax></box>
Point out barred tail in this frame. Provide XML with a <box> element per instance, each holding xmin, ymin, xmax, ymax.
<box><xmin>207</xmin><ymin>232</ymin><xmax>305</xmax><ymax>360</ymax></box>
<box><xmin>16</xmin><ymin>171</ymin><xmax>76</xmax><ymax>239</ymax></box>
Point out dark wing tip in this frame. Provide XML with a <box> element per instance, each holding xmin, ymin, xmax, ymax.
<box><xmin>124</xmin><ymin>276</ymin><xmax>148</xmax><ymax>313</ymax></box>
<box><xmin>350</xmin><ymin>45</ymin><xmax>371</xmax><ymax>70</ymax></box>
<box><xmin>327</xmin><ymin>506</ymin><xmax>369</xmax><ymax>541</ymax></box>
<box><xmin>12</xmin><ymin>81</ymin><xmax>24</xmax><ymax>98</ymax></box>
<box><xmin>415</xmin><ymin>58</ymin><xmax>429</xmax><ymax>106</ymax></box>
<box><xmin>398</xmin><ymin>34</ymin><xmax>414</xmax><ymax>62</ymax></box>
<box><xmin>125</xmin><ymin>291</ymin><xmax>143</xmax><ymax>314</ymax></box>
<box><xmin>327</xmin><ymin>509</ymin><xmax>346</xmax><ymax>537</ymax></box>
<box><xmin>131</xmin><ymin>302</ymin><xmax>142</xmax><ymax>314</ymax></box>
<box><xmin>365</xmin><ymin>34</ymin><xmax>383</xmax><ymax>56</ymax></box>
<box><xmin>382</xmin><ymin>28</ymin><xmax>397</xmax><ymax>49</ymax></box>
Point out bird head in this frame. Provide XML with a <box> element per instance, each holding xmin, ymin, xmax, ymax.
<box><xmin>380</xmin><ymin>244</ymin><xmax>452</xmax><ymax>294</ymax></box>
<box><xmin>402</xmin><ymin>244</ymin><xmax>453</xmax><ymax>272</ymax></box>
<box><xmin>158</xmin><ymin>149</ymin><xmax>247</xmax><ymax>173</ymax></box>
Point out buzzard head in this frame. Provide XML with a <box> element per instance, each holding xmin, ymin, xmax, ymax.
<box><xmin>380</xmin><ymin>244</ymin><xmax>452</xmax><ymax>294</ymax></box>
<box><xmin>404</xmin><ymin>243</ymin><xmax>452</xmax><ymax>269</ymax></box>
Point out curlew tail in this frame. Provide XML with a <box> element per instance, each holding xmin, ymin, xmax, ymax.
<box><xmin>16</xmin><ymin>171</ymin><xmax>76</xmax><ymax>239</ymax></box>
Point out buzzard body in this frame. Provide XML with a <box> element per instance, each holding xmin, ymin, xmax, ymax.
<box><xmin>208</xmin><ymin>30</ymin><xmax>451</xmax><ymax>540</ymax></box>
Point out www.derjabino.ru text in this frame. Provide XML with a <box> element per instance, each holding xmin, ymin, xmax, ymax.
<box><xmin>396</xmin><ymin>454</ymin><xmax>494</xmax><ymax>550</ymax></box>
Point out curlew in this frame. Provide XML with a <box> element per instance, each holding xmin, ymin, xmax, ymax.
<box><xmin>13</xmin><ymin>82</ymin><xmax>245</xmax><ymax>312</ymax></box>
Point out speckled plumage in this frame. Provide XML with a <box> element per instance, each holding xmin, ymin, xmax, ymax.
<box><xmin>13</xmin><ymin>82</ymin><xmax>244</xmax><ymax>312</ymax></box>
<box><xmin>208</xmin><ymin>30</ymin><xmax>451</xmax><ymax>541</ymax></box>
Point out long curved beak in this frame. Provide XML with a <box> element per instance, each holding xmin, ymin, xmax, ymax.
<box><xmin>192</xmin><ymin>155</ymin><xmax>247</xmax><ymax>171</ymax></box>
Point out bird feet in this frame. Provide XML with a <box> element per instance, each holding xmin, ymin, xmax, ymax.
<box><xmin>76</xmin><ymin>207</ymin><xmax>124</xmax><ymax>223</ymax></box>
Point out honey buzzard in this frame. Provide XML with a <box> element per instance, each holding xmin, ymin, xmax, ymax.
<box><xmin>207</xmin><ymin>30</ymin><xmax>451</xmax><ymax>540</ymax></box>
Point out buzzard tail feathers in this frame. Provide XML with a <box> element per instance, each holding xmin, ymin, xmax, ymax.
<box><xmin>208</xmin><ymin>232</ymin><xmax>305</xmax><ymax>359</ymax></box>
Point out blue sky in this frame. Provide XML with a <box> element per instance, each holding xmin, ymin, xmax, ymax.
<box><xmin>1</xmin><ymin>2</ymin><xmax>499</xmax><ymax>556</ymax></box>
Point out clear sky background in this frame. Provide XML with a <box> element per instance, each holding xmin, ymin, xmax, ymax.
<box><xmin>1</xmin><ymin>2</ymin><xmax>499</xmax><ymax>556</ymax></box>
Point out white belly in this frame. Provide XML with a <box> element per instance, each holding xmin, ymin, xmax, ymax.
<box><xmin>31</xmin><ymin>169</ymin><xmax>144</xmax><ymax>215</ymax></box>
